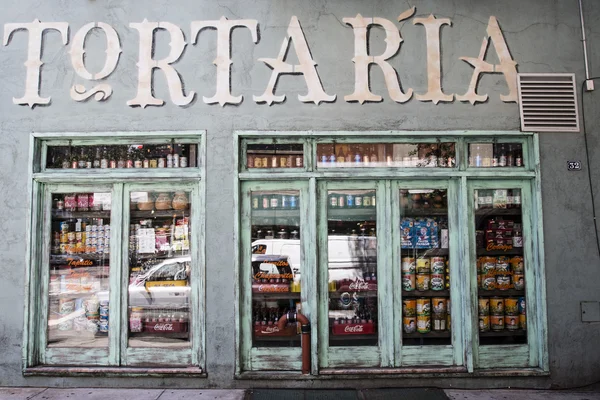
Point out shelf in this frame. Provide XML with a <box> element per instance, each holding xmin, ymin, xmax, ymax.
<box><xmin>247</xmin><ymin>150</ymin><xmax>303</xmax><ymax>155</ymax></box>
<box><xmin>251</xmin><ymin>209</ymin><xmax>299</xmax><ymax>217</ymax></box>
<box><xmin>479</xmin><ymin>329</ymin><xmax>526</xmax><ymax>337</ymax></box>
<box><xmin>253</xmin><ymin>292</ymin><xmax>301</xmax><ymax>301</ymax></box>
<box><xmin>329</xmin><ymin>334</ymin><xmax>377</xmax><ymax>341</ymax></box>
<box><xmin>402</xmin><ymin>290</ymin><xmax>450</xmax><ymax>298</ymax></box>
<box><xmin>253</xmin><ymin>336</ymin><xmax>300</xmax><ymax>342</ymax></box>
<box><xmin>52</xmin><ymin>210</ymin><xmax>111</xmax><ymax>219</ymax></box>
<box><xmin>401</xmin><ymin>209</ymin><xmax>448</xmax><ymax>217</ymax></box>
<box><xmin>129</xmin><ymin>332</ymin><xmax>190</xmax><ymax>339</ymax></box>
<box><xmin>329</xmin><ymin>290</ymin><xmax>378</xmax><ymax>299</ymax></box>
<box><xmin>328</xmin><ymin>208</ymin><xmax>376</xmax><ymax>221</ymax></box>
<box><xmin>476</xmin><ymin>249</ymin><xmax>523</xmax><ymax>256</ymax></box>
<box><xmin>475</xmin><ymin>208</ymin><xmax>522</xmax><ymax>216</ymax></box>
<box><xmin>49</xmin><ymin>291</ymin><xmax>99</xmax><ymax>299</ymax></box>
<box><xmin>478</xmin><ymin>289</ymin><xmax>525</xmax><ymax>297</ymax></box>
<box><xmin>130</xmin><ymin>210</ymin><xmax>190</xmax><ymax>219</ymax></box>
<box><xmin>400</xmin><ymin>248</ymin><xmax>449</xmax><ymax>256</ymax></box>
<box><xmin>403</xmin><ymin>330</ymin><xmax>451</xmax><ymax>338</ymax></box>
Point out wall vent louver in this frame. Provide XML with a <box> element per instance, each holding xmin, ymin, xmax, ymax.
<box><xmin>517</xmin><ymin>73</ymin><xmax>579</xmax><ymax>132</ymax></box>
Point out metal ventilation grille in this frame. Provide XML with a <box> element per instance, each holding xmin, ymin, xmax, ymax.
<box><xmin>517</xmin><ymin>73</ymin><xmax>579</xmax><ymax>132</ymax></box>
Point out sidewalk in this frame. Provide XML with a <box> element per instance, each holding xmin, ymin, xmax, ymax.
<box><xmin>1</xmin><ymin>387</ymin><xmax>600</xmax><ymax>400</ymax></box>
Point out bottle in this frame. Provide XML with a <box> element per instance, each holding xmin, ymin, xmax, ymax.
<box><xmin>93</xmin><ymin>147</ymin><xmax>101</xmax><ymax>169</ymax></box>
<box><xmin>70</xmin><ymin>151</ymin><xmax>79</xmax><ymax>169</ymax></box>
<box><xmin>370</xmin><ymin>145</ymin><xmax>378</xmax><ymax>164</ymax></box>
<box><xmin>353</xmin><ymin>145</ymin><xmax>362</xmax><ymax>165</ymax></box>
<box><xmin>491</xmin><ymin>145</ymin><xmax>498</xmax><ymax>167</ymax></box>
<box><xmin>474</xmin><ymin>145</ymin><xmax>482</xmax><ymax>167</ymax></box>
<box><xmin>363</xmin><ymin>145</ymin><xmax>370</xmax><ymax>166</ymax></box>
<box><xmin>515</xmin><ymin>147</ymin><xmax>523</xmax><ymax>167</ymax></box>
<box><xmin>126</xmin><ymin>148</ymin><xmax>134</xmax><ymax>168</ymax></box>
<box><xmin>117</xmin><ymin>148</ymin><xmax>126</xmax><ymax>169</ymax></box>
<box><xmin>109</xmin><ymin>147</ymin><xmax>117</xmax><ymax>168</ymax></box>
<box><xmin>506</xmin><ymin>145</ymin><xmax>514</xmax><ymax>167</ymax></box>
<box><xmin>100</xmin><ymin>147</ymin><xmax>108</xmax><ymax>169</ymax></box>
<box><xmin>78</xmin><ymin>148</ymin><xmax>87</xmax><ymax>169</ymax></box>
<box><xmin>513</xmin><ymin>189</ymin><xmax>521</xmax><ymax>209</ymax></box>
<box><xmin>498</xmin><ymin>144</ymin><xmax>507</xmax><ymax>167</ymax></box>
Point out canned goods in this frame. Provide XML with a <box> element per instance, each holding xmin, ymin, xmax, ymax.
<box><xmin>431</xmin><ymin>257</ymin><xmax>445</xmax><ymax>274</ymax></box>
<box><xmin>59</xmin><ymin>243</ymin><xmax>67</xmax><ymax>254</ymax></box>
<box><xmin>417</xmin><ymin>315</ymin><xmax>431</xmax><ymax>333</ymax></box>
<box><xmin>490</xmin><ymin>315</ymin><xmax>504</xmax><ymax>331</ymax></box>
<box><xmin>167</xmin><ymin>154</ymin><xmax>174</xmax><ymax>168</ymax></box>
<box><xmin>329</xmin><ymin>195</ymin><xmax>338</xmax><ymax>208</ymax></box>
<box><xmin>403</xmin><ymin>316</ymin><xmax>416</xmax><ymax>333</ymax></box>
<box><xmin>158</xmin><ymin>158</ymin><xmax>165</xmax><ymax>168</ymax></box>
<box><xmin>346</xmin><ymin>194</ymin><xmax>354</xmax><ymax>207</ymax></box>
<box><xmin>481</xmin><ymin>276</ymin><xmax>497</xmax><ymax>290</ymax></box>
<box><xmin>490</xmin><ymin>297</ymin><xmax>504</xmax><ymax>315</ymax></box>
<box><xmin>402</xmin><ymin>299</ymin><xmax>416</xmax><ymax>316</ymax></box>
<box><xmin>338</xmin><ymin>195</ymin><xmax>345</xmax><ymax>208</ymax></box>
<box><xmin>416</xmin><ymin>298</ymin><xmax>431</xmax><ymax>316</ymax></box>
<box><xmin>99</xmin><ymin>301</ymin><xmax>109</xmax><ymax>318</ymax></box>
<box><xmin>430</xmin><ymin>274</ymin><xmax>444</xmax><ymax>291</ymax></box>
<box><xmin>519</xmin><ymin>313</ymin><xmax>527</xmax><ymax>330</ymax></box>
<box><xmin>251</xmin><ymin>197</ymin><xmax>259</xmax><ymax>209</ymax></box>
<box><xmin>355</xmin><ymin>196</ymin><xmax>362</xmax><ymax>207</ymax></box>
<box><xmin>478</xmin><ymin>297</ymin><xmax>490</xmax><ymax>315</ymax></box>
<box><xmin>432</xmin><ymin>298</ymin><xmax>446</xmax><ymax>314</ymax></box>
<box><xmin>479</xmin><ymin>315</ymin><xmax>490</xmax><ymax>332</ymax></box>
<box><xmin>402</xmin><ymin>272</ymin><xmax>415</xmax><ymax>291</ymax></box>
<box><xmin>416</xmin><ymin>274</ymin><xmax>430</xmax><ymax>291</ymax></box>
<box><xmin>480</xmin><ymin>257</ymin><xmax>496</xmax><ymax>275</ymax></box>
<box><xmin>98</xmin><ymin>318</ymin><xmax>109</xmax><ymax>333</ymax></box>
<box><xmin>363</xmin><ymin>195</ymin><xmax>371</xmax><ymax>207</ymax></box>
<box><xmin>518</xmin><ymin>297</ymin><xmax>526</xmax><ymax>314</ymax></box>
<box><xmin>510</xmin><ymin>256</ymin><xmax>524</xmax><ymax>274</ymax></box>
<box><xmin>496</xmin><ymin>256</ymin><xmax>510</xmax><ymax>273</ymax></box>
<box><xmin>60</xmin><ymin>221</ymin><xmax>69</xmax><ymax>232</ymax></box>
<box><xmin>281</xmin><ymin>195</ymin><xmax>288</xmax><ymax>209</ymax></box>
<box><xmin>180</xmin><ymin>156</ymin><xmax>188</xmax><ymax>168</ymax></box>
<box><xmin>270</xmin><ymin>196</ymin><xmax>279</xmax><ymax>209</ymax></box>
<box><xmin>416</xmin><ymin>258</ymin><xmax>430</xmax><ymax>274</ymax></box>
<box><xmin>505</xmin><ymin>315</ymin><xmax>519</xmax><ymax>330</ymax></box>
<box><xmin>496</xmin><ymin>274</ymin><xmax>511</xmax><ymax>290</ymax></box>
<box><xmin>513</xmin><ymin>274</ymin><xmax>525</xmax><ymax>290</ymax></box>
<box><xmin>401</xmin><ymin>257</ymin><xmax>415</xmax><ymax>273</ymax></box>
<box><xmin>504</xmin><ymin>298</ymin><xmax>519</xmax><ymax>315</ymax></box>
<box><xmin>432</xmin><ymin>314</ymin><xmax>446</xmax><ymax>331</ymax></box>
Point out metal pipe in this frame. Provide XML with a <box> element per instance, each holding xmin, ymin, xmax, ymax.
<box><xmin>277</xmin><ymin>311</ymin><xmax>311</xmax><ymax>374</ymax></box>
<box><xmin>579</xmin><ymin>0</ymin><xmax>590</xmax><ymax>80</ymax></box>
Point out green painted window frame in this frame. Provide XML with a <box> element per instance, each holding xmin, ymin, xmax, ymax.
<box><xmin>23</xmin><ymin>131</ymin><xmax>206</xmax><ymax>371</ymax></box>
<box><xmin>235</xmin><ymin>131</ymin><xmax>548</xmax><ymax>376</ymax></box>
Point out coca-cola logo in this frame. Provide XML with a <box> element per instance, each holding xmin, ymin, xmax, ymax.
<box><xmin>348</xmin><ymin>280</ymin><xmax>369</xmax><ymax>290</ymax></box>
<box><xmin>263</xmin><ymin>326</ymin><xmax>281</xmax><ymax>333</ymax></box>
<box><xmin>152</xmin><ymin>323</ymin><xmax>174</xmax><ymax>331</ymax></box>
<box><xmin>344</xmin><ymin>325</ymin><xmax>364</xmax><ymax>333</ymax></box>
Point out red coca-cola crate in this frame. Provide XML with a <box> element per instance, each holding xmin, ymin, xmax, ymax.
<box><xmin>253</xmin><ymin>324</ymin><xmax>298</xmax><ymax>337</ymax></box>
<box><xmin>332</xmin><ymin>322</ymin><xmax>376</xmax><ymax>335</ymax></box>
<box><xmin>252</xmin><ymin>283</ymin><xmax>290</xmax><ymax>293</ymax></box>
<box><xmin>336</xmin><ymin>279</ymin><xmax>377</xmax><ymax>292</ymax></box>
<box><xmin>144</xmin><ymin>321</ymin><xmax>188</xmax><ymax>333</ymax></box>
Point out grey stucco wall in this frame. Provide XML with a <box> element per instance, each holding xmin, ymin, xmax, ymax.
<box><xmin>0</xmin><ymin>0</ymin><xmax>599</xmax><ymax>389</ymax></box>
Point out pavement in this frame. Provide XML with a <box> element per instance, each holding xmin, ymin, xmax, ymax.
<box><xmin>1</xmin><ymin>387</ymin><xmax>600</xmax><ymax>400</ymax></box>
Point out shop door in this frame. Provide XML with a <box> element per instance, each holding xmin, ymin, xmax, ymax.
<box><xmin>239</xmin><ymin>181</ymin><xmax>312</xmax><ymax>372</ymax></box>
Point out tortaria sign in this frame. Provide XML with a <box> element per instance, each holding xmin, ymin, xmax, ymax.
<box><xmin>2</xmin><ymin>9</ymin><xmax>518</xmax><ymax>108</ymax></box>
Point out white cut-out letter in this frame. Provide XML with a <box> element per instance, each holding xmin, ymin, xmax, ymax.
<box><xmin>413</xmin><ymin>14</ymin><xmax>453</xmax><ymax>104</ymax></box>
<box><xmin>253</xmin><ymin>16</ymin><xmax>336</xmax><ymax>106</ymax></box>
<box><xmin>127</xmin><ymin>20</ymin><xmax>195</xmax><ymax>108</ymax></box>
<box><xmin>69</xmin><ymin>22</ymin><xmax>121</xmax><ymax>102</ymax></box>
<box><xmin>3</xmin><ymin>19</ymin><xmax>69</xmax><ymax>107</ymax></box>
<box><xmin>344</xmin><ymin>13</ymin><xmax>413</xmax><ymax>104</ymax></box>
<box><xmin>191</xmin><ymin>17</ymin><xmax>258</xmax><ymax>106</ymax></box>
<box><xmin>457</xmin><ymin>16</ymin><xmax>518</xmax><ymax>105</ymax></box>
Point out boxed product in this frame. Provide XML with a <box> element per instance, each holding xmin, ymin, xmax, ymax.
<box><xmin>400</xmin><ymin>218</ymin><xmax>414</xmax><ymax>248</ymax></box>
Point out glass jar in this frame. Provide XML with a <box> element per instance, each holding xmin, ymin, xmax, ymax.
<box><xmin>155</xmin><ymin>193</ymin><xmax>172</xmax><ymax>210</ymax></box>
<box><xmin>172</xmin><ymin>191</ymin><xmax>189</xmax><ymax>210</ymax></box>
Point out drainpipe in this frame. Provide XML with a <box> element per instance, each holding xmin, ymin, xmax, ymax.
<box><xmin>277</xmin><ymin>311</ymin><xmax>311</xmax><ymax>374</ymax></box>
<box><xmin>579</xmin><ymin>0</ymin><xmax>594</xmax><ymax>90</ymax></box>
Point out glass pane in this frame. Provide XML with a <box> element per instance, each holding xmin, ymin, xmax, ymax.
<box><xmin>246</xmin><ymin>144</ymin><xmax>304</xmax><ymax>169</ymax></box>
<box><xmin>327</xmin><ymin>190</ymin><xmax>378</xmax><ymax>347</ymax></box>
<box><xmin>468</xmin><ymin>143</ymin><xmax>524</xmax><ymax>168</ymax></box>
<box><xmin>46</xmin><ymin>143</ymin><xmax>198</xmax><ymax>170</ymax></box>
<box><xmin>474</xmin><ymin>188</ymin><xmax>526</xmax><ymax>345</ymax></box>
<box><xmin>127</xmin><ymin>191</ymin><xmax>192</xmax><ymax>348</ymax></box>
<box><xmin>250</xmin><ymin>190</ymin><xmax>301</xmax><ymax>348</ymax></box>
<box><xmin>400</xmin><ymin>189</ymin><xmax>451</xmax><ymax>346</ymax></box>
<box><xmin>317</xmin><ymin>143</ymin><xmax>455</xmax><ymax>169</ymax></box>
<box><xmin>48</xmin><ymin>191</ymin><xmax>112</xmax><ymax>348</ymax></box>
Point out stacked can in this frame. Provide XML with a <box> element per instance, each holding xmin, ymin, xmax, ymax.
<box><xmin>402</xmin><ymin>299</ymin><xmax>417</xmax><ymax>333</ymax></box>
<box><xmin>430</xmin><ymin>257</ymin><xmax>445</xmax><ymax>291</ymax></box>
<box><xmin>445</xmin><ymin>260</ymin><xmax>451</xmax><ymax>290</ymax></box>
<box><xmin>416</xmin><ymin>298</ymin><xmax>431</xmax><ymax>333</ymax></box>
<box><xmin>479</xmin><ymin>256</ymin><xmax>497</xmax><ymax>290</ymax></box>
<box><xmin>495</xmin><ymin>256</ymin><xmax>511</xmax><ymax>290</ymax></box>
<box><xmin>519</xmin><ymin>297</ymin><xmax>526</xmax><ymax>330</ymax></box>
<box><xmin>478</xmin><ymin>297</ymin><xmax>490</xmax><ymax>331</ymax></box>
<box><xmin>58</xmin><ymin>298</ymin><xmax>75</xmax><ymax>331</ymax></box>
<box><xmin>431</xmin><ymin>297</ymin><xmax>447</xmax><ymax>331</ymax></box>
<box><xmin>416</xmin><ymin>258</ymin><xmax>430</xmax><ymax>291</ymax></box>
<box><xmin>490</xmin><ymin>297</ymin><xmax>504</xmax><ymax>331</ymax></box>
<box><xmin>98</xmin><ymin>300</ymin><xmax>109</xmax><ymax>334</ymax></box>
<box><xmin>401</xmin><ymin>257</ymin><xmax>416</xmax><ymax>291</ymax></box>
<box><xmin>511</xmin><ymin>256</ymin><xmax>525</xmax><ymax>290</ymax></box>
<box><xmin>504</xmin><ymin>297</ymin><xmax>519</xmax><ymax>330</ymax></box>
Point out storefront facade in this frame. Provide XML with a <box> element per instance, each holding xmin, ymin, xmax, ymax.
<box><xmin>0</xmin><ymin>0</ymin><xmax>599</xmax><ymax>390</ymax></box>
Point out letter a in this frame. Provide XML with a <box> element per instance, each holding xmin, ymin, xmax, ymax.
<box><xmin>457</xmin><ymin>17</ymin><xmax>518</xmax><ymax>105</ymax></box>
<box><xmin>253</xmin><ymin>16</ymin><xmax>336</xmax><ymax>105</ymax></box>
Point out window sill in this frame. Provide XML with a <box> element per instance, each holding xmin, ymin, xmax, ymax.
<box><xmin>23</xmin><ymin>366</ymin><xmax>206</xmax><ymax>378</ymax></box>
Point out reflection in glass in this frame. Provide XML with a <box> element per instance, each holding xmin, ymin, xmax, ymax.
<box><xmin>474</xmin><ymin>188</ymin><xmax>526</xmax><ymax>345</ymax></box>
<box><xmin>317</xmin><ymin>143</ymin><xmax>455</xmax><ymax>168</ymax></box>
<box><xmin>46</xmin><ymin>143</ymin><xmax>197</xmax><ymax>170</ymax></box>
<box><xmin>400</xmin><ymin>189</ymin><xmax>451</xmax><ymax>346</ymax></box>
<box><xmin>251</xmin><ymin>190</ymin><xmax>301</xmax><ymax>348</ymax></box>
<box><xmin>468</xmin><ymin>143</ymin><xmax>523</xmax><ymax>168</ymax></box>
<box><xmin>47</xmin><ymin>192</ymin><xmax>112</xmax><ymax>348</ymax></box>
<box><xmin>327</xmin><ymin>190</ymin><xmax>378</xmax><ymax>347</ymax></box>
<box><xmin>127</xmin><ymin>191</ymin><xmax>192</xmax><ymax>348</ymax></box>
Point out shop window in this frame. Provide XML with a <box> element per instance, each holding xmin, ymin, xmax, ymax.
<box><xmin>237</xmin><ymin>133</ymin><xmax>547</xmax><ymax>374</ymax></box>
<box><xmin>25</xmin><ymin>132</ymin><xmax>205</xmax><ymax>370</ymax></box>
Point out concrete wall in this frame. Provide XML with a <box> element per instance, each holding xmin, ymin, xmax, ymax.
<box><xmin>0</xmin><ymin>0</ymin><xmax>598</xmax><ymax>389</ymax></box>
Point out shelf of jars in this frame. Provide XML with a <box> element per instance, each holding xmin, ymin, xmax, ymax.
<box><xmin>468</xmin><ymin>143</ymin><xmax>524</xmax><ymax>169</ymax></box>
<box><xmin>45</xmin><ymin>143</ymin><xmax>197</xmax><ymax>170</ymax></box>
<box><xmin>246</xmin><ymin>143</ymin><xmax>304</xmax><ymax>170</ymax></box>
